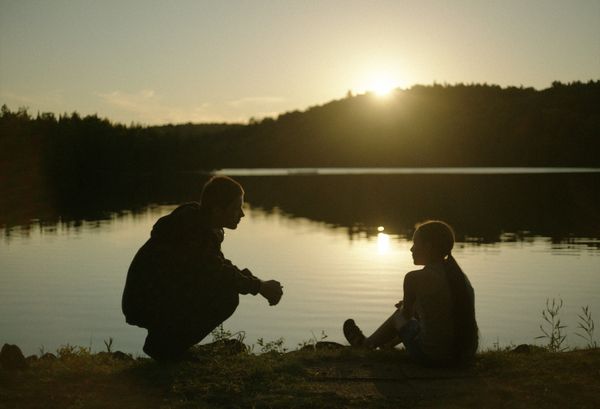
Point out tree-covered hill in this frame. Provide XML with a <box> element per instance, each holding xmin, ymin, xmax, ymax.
<box><xmin>217</xmin><ymin>81</ymin><xmax>600</xmax><ymax>167</ymax></box>
<box><xmin>1</xmin><ymin>81</ymin><xmax>599</xmax><ymax>180</ymax></box>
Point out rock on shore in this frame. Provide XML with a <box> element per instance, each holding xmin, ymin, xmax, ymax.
<box><xmin>0</xmin><ymin>344</ymin><xmax>27</xmax><ymax>370</ymax></box>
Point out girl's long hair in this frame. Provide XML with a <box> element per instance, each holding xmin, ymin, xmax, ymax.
<box><xmin>415</xmin><ymin>220</ymin><xmax>479</xmax><ymax>364</ymax></box>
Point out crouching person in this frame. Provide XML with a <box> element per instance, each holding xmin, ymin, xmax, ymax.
<box><xmin>122</xmin><ymin>176</ymin><xmax>283</xmax><ymax>361</ymax></box>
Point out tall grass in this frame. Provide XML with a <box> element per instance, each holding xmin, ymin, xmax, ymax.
<box><xmin>575</xmin><ymin>305</ymin><xmax>597</xmax><ymax>349</ymax></box>
<box><xmin>536</xmin><ymin>298</ymin><xmax>568</xmax><ymax>352</ymax></box>
<box><xmin>535</xmin><ymin>298</ymin><xmax>597</xmax><ymax>351</ymax></box>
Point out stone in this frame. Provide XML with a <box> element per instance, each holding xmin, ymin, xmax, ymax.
<box><xmin>194</xmin><ymin>339</ymin><xmax>247</xmax><ymax>355</ymax></box>
<box><xmin>0</xmin><ymin>344</ymin><xmax>27</xmax><ymax>370</ymax></box>
<box><xmin>40</xmin><ymin>352</ymin><xmax>58</xmax><ymax>361</ymax></box>
<box><xmin>111</xmin><ymin>351</ymin><xmax>134</xmax><ymax>361</ymax></box>
<box><xmin>299</xmin><ymin>341</ymin><xmax>347</xmax><ymax>352</ymax></box>
<box><xmin>511</xmin><ymin>344</ymin><xmax>532</xmax><ymax>354</ymax></box>
<box><xmin>26</xmin><ymin>355</ymin><xmax>39</xmax><ymax>364</ymax></box>
<box><xmin>96</xmin><ymin>350</ymin><xmax>133</xmax><ymax>361</ymax></box>
<box><xmin>315</xmin><ymin>341</ymin><xmax>346</xmax><ymax>350</ymax></box>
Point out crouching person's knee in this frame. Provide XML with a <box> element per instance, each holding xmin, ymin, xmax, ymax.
<box><xmin>197</xmin><ymin>288</ymin><xmax>240</xmax><ymax>331</ymax></box>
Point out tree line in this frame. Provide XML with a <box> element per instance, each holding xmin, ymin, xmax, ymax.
<box><xmin>2</xmin><ymin>81</ymin><xmax>599</xmax><ymax>177</ymax></box>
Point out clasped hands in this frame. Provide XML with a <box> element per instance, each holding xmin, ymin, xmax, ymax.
<box><xmin>259</xmin><ymin>280</ymin><xmax>284</xmax><ymax>306</ymax></box>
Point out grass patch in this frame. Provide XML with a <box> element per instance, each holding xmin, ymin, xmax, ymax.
<box><xmin>2</xmin><ymin>345</ymin><xmax>599</xmax><ymax>409</ymax></box>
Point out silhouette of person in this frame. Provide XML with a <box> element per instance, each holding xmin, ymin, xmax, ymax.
<box><xmin>343</xmin><ymin>220</ymin><xmax>478</xmax><ymax>367</ymax></box>
<box><xmin>122</xmin><ymin>175</ymin><xmax>283</xmax><ymax>360</ymax></box>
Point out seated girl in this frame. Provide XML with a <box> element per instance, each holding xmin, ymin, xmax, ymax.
<box><xmin>343</xmin><ymin>220</ymin><xmax>478</xmax><ymax>367</ymax></box>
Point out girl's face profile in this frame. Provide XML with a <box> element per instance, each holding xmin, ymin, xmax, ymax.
<box><xmin>410</xmin><ymin>230</ymin><xmax>432</xmax><ymax>265</ymax></box>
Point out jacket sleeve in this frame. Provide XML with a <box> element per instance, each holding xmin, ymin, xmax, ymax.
<box><xmin>223</xmin><ymin>261</ymin><xmax>262</xmax><ymax>295</ymax></box>
<box><xmin>205</xmin><ymin>251</ymin><xmax>261</xmax><ymax>295</ymax></box>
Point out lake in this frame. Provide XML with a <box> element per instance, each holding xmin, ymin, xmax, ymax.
<box><xmin>1</xmin><ymin>169</ymin><xmax>599</xmax><ymax>356</ymax></box>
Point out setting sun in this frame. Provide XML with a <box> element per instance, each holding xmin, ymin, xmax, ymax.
<box><xmin>369</xmin><ymin>77</ymin><xmax>397</xmax><ymax>96</ymax></box>
<box><xmin>360</xmin><ymin>70</ymin><xmax>401</xmax><ymax>96</ymax></box>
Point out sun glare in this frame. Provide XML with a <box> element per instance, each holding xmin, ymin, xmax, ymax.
<box><xmin>364</xmin><ymin>73</ymin><xmax>399</xmax><ymax>96</ymax></box>
<box><xmin>354</xmin><ymin>68</ymin><xmax>403</xmax><ymax>98</ymax></box>
<box><xmin>370</xmin><ymin>78</ymin><xmax>396</xmax><ymax>96</ymax></box>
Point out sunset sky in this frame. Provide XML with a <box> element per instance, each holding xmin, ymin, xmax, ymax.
<box><xmin>1</xmin><ymin>0</ymin><xmax>599</xmax><ymax>124</ymax></box>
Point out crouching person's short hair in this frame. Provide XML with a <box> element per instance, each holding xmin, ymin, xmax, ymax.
<box><xmin>200</xmin><ymin>176</ymin><xmax>244</xmax><ymax>211</ymax></box>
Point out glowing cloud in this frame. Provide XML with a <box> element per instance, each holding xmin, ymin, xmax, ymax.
<box><xmin>96</xmin><ymin>89</ymin><xmax>216</xmax><ymax>124</ymax></box>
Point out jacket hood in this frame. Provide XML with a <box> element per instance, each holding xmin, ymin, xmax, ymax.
<box><xmin>150</xmin><ymin>202</ymin><xmax>210</xmax><ymax>242</ymax></box>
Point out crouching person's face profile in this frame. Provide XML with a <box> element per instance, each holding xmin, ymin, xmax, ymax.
<box><xmin>214</xmin><ymin>195</ymin><xmax>245</xmax><ymax>229</ymax></box>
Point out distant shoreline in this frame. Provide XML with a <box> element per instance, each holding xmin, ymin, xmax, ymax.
<box><xmin>210</xmin><ymin>167</ymin><xmax>600</xmax><ymax>176</ymax></box>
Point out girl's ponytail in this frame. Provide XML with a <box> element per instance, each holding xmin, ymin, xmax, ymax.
<box><xmin>415</xmin><ymin>221</ymin><xmax>479</xmax><ymax>364</ymax></box>
<box><xmin>444</xmin><ymin>253</ymin><xmax>478</xmax><ymax>364</ymax></box>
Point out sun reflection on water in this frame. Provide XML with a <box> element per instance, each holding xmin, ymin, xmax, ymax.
<box><xmin>377</xmin><ymin>232</ymin><xmax>391</xmax><ymax>254</ymax></box>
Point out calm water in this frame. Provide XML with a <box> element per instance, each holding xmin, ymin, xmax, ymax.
<box><xmin>1</xmin><ymin>170</ymin><xmax>599</xmax><ymax>356</ymax></box>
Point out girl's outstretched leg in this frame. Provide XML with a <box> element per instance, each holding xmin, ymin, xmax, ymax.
<box><xmin>365</xmin><ymin>308</ymin><xmax>407</xmax><ymax>348</ymax></box>
<box><xmin>344</xmin><ymin>308</ymin><xmax>408</xmax><ymax>349</ymax></box>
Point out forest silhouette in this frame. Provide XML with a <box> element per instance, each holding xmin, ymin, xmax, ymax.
<box><xmin>1</xmin><ymin>81</ymin><xmax>599</xmax><ymax>236</ymax></box>
<box><xmin>2</xmin><ymin>81</ymin><xmax>599</xmax><ymax>174</ymax></box>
